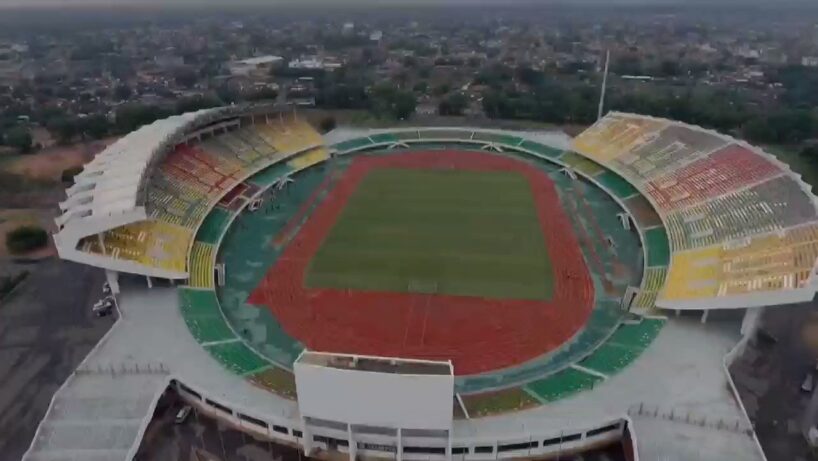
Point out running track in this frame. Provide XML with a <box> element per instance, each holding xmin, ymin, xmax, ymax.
<box><xmin>248</xmin><ymin>150</ymin><xmax>594</xmax><ymax>375</ymax></box>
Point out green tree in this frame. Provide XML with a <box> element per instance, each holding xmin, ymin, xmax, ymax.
<box><xmin>61</xmin><ymin>166</ymin><xmax>83</xmax><ymax>184</ymax></box>
<box><xmin>318</xmin><ymin>116</ymin><xmax>337</xmax><ymax>133</ymax></box>
<box><xmin>114</xmin><ymin>84</ymin><xmax>132</xmax><ymax>101</ymax></box>
<box><xmin>5</xmin><ymin>127</ymin><xmax>32</xmax><ymax>153</ymax></box>
<box><xmin>370</xmin><ymin>84</ymin><xmax>416</xmax><ymax>120</ymax></box>
<box><xmin>6</xmin><ymin>225</ymin><xmax>48</xmax><ymax>255</ymax></box>
<box><xmin>438</xmin><ymin>92</ymin><xmax>469</xmax><ymax>116</ymax></box>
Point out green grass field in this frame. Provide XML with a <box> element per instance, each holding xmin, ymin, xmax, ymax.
<box><xmin>305</xmin><ymin>167</ymin><xmax>554</xmax><ymax>300</ymax></box>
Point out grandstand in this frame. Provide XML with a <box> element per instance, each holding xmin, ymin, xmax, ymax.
<box><xmin>572</xmin><ymin>112</ymin><xmax>818</xmax><ymax>309</ymax></box>
<box><xmin>54</xmin><ymin>110</ymin><xmax>324</xmax><ymax>279</ymax></box>
<box><xmin>30</xmin><ymin>107</ymin><xmax>794</xmax><ymax>461</ymax></box>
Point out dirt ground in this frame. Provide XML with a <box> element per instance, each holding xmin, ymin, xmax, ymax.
<box><xmin>3</xmin><ymin>137</ymin><xmax>117</xmax><ymax>182</ymax></box>
<box><xmin>0</xmin><ymin>209</ymin><xmax>58</xmax><ymax>259</ymax></box>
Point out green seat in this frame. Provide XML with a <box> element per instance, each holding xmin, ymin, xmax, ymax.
<box><xmin>195</xmin><ymin>208</ymin><xmax>231</xmax><ymax>245</ymax></box>
<box><xmin>206</xmin><ymin>341</ymin><xmax>269</xmax><ymax>375</ymax></box>
<box><xmin>526</xmin><ymin>368</ymin><xmax>602</xmax><ymax>402</ymax></box>
<box><xmin>596</xmin><ymin>171</ymin><xmax>639</xmax><ymax>199</ymax></box>
<box><xmin>369</xmin><ymin>133</ymin><xmax>400</xmax><ymax>144</ymax></box>
<box><xmin>519</xmin><ymin>140</ymin><xmax>563</xmax><ymax>159</ymax></box>
<box><xmin>645</xmin><ymin>227</ymin><xmax>671</xmax><ymax>267</ymax></box>
<box><xmin>334</xmin><ymin>138</ymin><xmax>373</xmax><ymax>152</ymax></box>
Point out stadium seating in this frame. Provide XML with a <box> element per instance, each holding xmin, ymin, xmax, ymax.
<box><xmin>179</xmin><ymin>288</ymin><xmax>235</xmax><ymax>343</ymax></box>
<box><xmin>595</xmin><ymin>170</ymin><xmax>639</xmax><ymax>200</ymax></box>
<box><xmin>646</xmin><ymin>144</ymin><xmax>783</xmax><ymax>211</ymax></box>
<box><xmin>471</xmin><ymin>131</ymin><xmax>524</xmax><ymax>147</ymax></box>
<box><xmin>612</xmin><ymin>125</ymin><xmax>727</xmax><ymax>183</ymax></box>
<box><xmin>188</xmin><ymin>242</ymin><xmax>215</xmax><ymax>288</ymax></box>
<box><xmin>248</xmin><ymin>367</ymin><xmax>297</xmax><ymax>399</ymax></box>
<box><xmin>369</xmin><ymin>132</ymin><xmax>400</xmax><ymax>145</ymax></box>
<box><xmin>662</xmin><ymin>224</ymin><xmax>818</xmax><ymax>300</ymax></box>
<box><xmin>573</xmin><ymin>112</ymin><xmax>818</xmax><ymax>307</ymax></box>
<box><xmin>644</xmin><ymin>227</ymin><xmax>671</xmax><ymax>267</ymax></box>
<box><xmin>77</xmin><ymin>116</ymin><xmax>323</xmax><ymax>276</ymax></box>
<box><xmin>632</xmin><ymin>267</ymin><xmax>667</xmax><ymax>310</ymax></box>
<box><xmin>663</xmin><ymin>176</ymin><xmax>817</xmax><ymax>251</ymax></box>
<box><xmin>205</xmin><ymin>341</ymin><xmax>270</xmax><ymax>376</ymax></box>
<box><xmin>524</xmin><ymin>368</ymin><xmax>602</xmax><ymax>403</ymax></box>
<box><xmin>460</xmin><ymin>387</ymin><xmax>539</xmax><ymax>418</ymax></box>
<box><xmin>560</xmin><ymin>151</ymin><xmax>607</xmax><ymax>177</ymax></box>
<box><xmin>287</xmin><ymin>147</ymin><xmax>331</xmax><ymax>170</ymax></box>
<box><xmin>572</xmin><ymin>113</ymin><xmax>668</xmax><ymax>163</ymax></box>
<box><xmin>519</xmin><ymin>139</ymin><xmax>563</xmax><ymax>159</ymax></box>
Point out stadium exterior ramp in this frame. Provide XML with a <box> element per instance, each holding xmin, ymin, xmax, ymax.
<box><xmin>572</xmin><ymin>112</ymin><xmax>818</xmax><ymax>310</ymax></box>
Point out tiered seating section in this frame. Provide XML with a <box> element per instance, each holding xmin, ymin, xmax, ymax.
<box><xmin>572</xmin><ymin>112</ymin><xmax>818</xmax><ymax>307</ymax></box>
<box><xmin>459</xmin><ymin>318</ymin><xmax>664</xmax><ymax>417</ymax></box>
<box><xmin>77</xmin><ymin>117</ymin><xmax>322</xmax><ymax>276</ymax></box>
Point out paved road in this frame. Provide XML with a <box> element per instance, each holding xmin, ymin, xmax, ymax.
<box><xmin>0</xmin><ymin>259</ymin><xmax>112</xmax><ymax>461</ymax></box>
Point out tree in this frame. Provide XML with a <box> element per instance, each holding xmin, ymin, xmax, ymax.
<box><xmin>438</xmin><ymin>92</ymin><xmax>469</xmax><ymax>116</ymax></box>
<box><xmin>318</xmin><ymin>116</ymin><xmax>337</xmax><ymax>133</ymax></box>
<box><xmin>370</xmin><ymin>84</ymin><xmax>416</xmax><ymax>120</ymax></box>
<box><xmin>48</xmin><ymin>117</ymin><xmax>79</xmax><ymax>145</ymax></box>
<box><xmin>5</xmin><ymin>127</ymin><xmax>32</xmax><ymax>153</ymax></box>
<box><xmin>114</xmin><ymin>84</ymin><xmax>132</xmax><ymax>101</ymax></box>
<box><xmin>6</xmin><ymin>225</ymin><xmax>48</xmax><ymax>255</ymax></box>
<box><xmin>174</xmin><ymin>67</ymin><xmax>198</xmax><ymax>89</ymax></box>
<box><xmin>79</xmin><ymin>115</ymin><xmax>111</xmax><ymax>139</ymax></box>
<box><xmin>115</xmin><ymin>104</ymin><xmax>169</xmax><ymax>133</ymax></box>
<box><xmin>61</xmin><ymin>166</ymin><xmax>83</xmax><ymax>184</ymax></box>
<box><xmin>515</xmin><ymin>65</ymin><xmax>544</xmax><ymax>86</ymax></box>
<box><xmin>412</xmin><ymin>81</ymin><xmax>429</xmax><ymax>94</ymax></box>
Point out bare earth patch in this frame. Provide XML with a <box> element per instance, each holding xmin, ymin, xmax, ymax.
<box><xmin>4</xmin><ymin>138</ymin><xmax>117</xmax><ymax>181</ymax></box>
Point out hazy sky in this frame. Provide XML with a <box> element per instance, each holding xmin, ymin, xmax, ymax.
<box><xmin>0</xmin><ymin>0</ymin><xmax>813</xmax><ymax>8</ymax></box>
<box><xmin>0</xmin><ymin>0</ymin><xmax>811</xmax><ymax>5</ymax></box>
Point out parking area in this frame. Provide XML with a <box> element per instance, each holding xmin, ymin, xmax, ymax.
<box><xmin>0</xmin><ymin>259</ymin><xmax>112</xmax><ymax>461</ymax></box>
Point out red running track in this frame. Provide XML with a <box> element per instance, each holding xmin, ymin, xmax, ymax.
<box><xmin>248</xmin><ymin>150</ymin><xmax>594</xmax><ymax>375</ymax></box>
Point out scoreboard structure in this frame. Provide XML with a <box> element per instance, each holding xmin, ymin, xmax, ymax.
<box><xmin>294</xmin><ymin>351</ymin><xmax>455</xmax><ymax>460</ymax></box>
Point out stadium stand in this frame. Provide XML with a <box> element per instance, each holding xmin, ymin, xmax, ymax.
<box><xmin>612</xmin><ymin>125</ymin><xmax>728</xmax><ymax>183</ymax></box>
<box><xmin>179</xmin><ymin>288</ymin><xmax>235</xmax><ymax>343</ymax></box>
<box><xmin>663</xmin><ymin>223</ymin><xmax>818</xmax><ymax>300</ymax></box>
<box><xmin>73</xmin><ymin>117</ymin><xmax>323</xmax><ymax>277</ymax></box>
<box><xmin>663</xmin><ymin>176</ymin><xmax>818</xmax><ymax>251</ymax></box>
<box><xmin>571</xmin><ymin>113</ymin><xmax>668</xmax><ymax>163</ymax></box>
<box><xmin>188</xmin><ymin>242</ymin><xmax>215</xmax><ymax>289</ymax></box>
<box><xmin>573</xmin><ymin>112</ymin><xmax>818</xmax><ymax>308</ymax></box>
<box><xmin>560</xmin><ymin>151</ymin><xmax>607</xmax><ymax>177</ymax></box>
<box><xmin>524</xmin><ymin>368</ymin><xmax>603</xmax><ymax>403</ymax></box>
<box><xmin>460</xmin><ymin>387</ymin><xmax>539</xmax><ymax>418</ymax></box>
<box><xmin>645</xmin><ymin>144</ymin><xmax>783</xmax><ymax>211</ymax></box>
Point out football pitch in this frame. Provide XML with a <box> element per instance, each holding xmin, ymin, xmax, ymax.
<box><xmin>305</xmin><ymin>167</ymin><xmax>554</xmax><ymax>300</ymax></box>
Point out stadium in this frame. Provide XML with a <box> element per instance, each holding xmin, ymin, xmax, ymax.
<box><xmin>22</xmin><ymin>104</ymin><xmax>818</xmax><ymax>461</ymax></box>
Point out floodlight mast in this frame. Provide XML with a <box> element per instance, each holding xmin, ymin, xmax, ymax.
<box><xmin>598</xmin><ymin>49</ymin><xmax>610</xmax><ymax>121</ymax></box>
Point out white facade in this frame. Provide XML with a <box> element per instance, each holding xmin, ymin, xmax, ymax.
<box><xmin>295</xmin><ymin>352</ymin><xmax>454</xmax><ymax>430</ymax></box>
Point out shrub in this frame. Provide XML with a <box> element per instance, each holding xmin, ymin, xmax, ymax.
<box><xmin>319</xmin><ymin>116</ymin><xmax>337</xmax><ymax>133</ymax></box>
<box><xmin>61</xmin><ymin>166</ymin><xmax>83</xmax><ymax>184</ymax></box>
<box><xmin>6</xmin><ymin>225</ymin><xmax>48</xmax><ymax>254</ymax></box>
